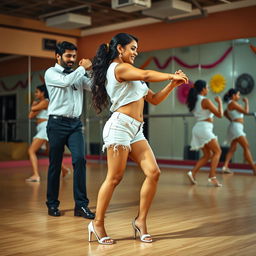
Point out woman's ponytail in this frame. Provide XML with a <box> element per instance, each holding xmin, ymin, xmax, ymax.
<box><xmin>186</xmin><ymin>80</ymin><xmax>206</xmax><ymax>112</ymax></box>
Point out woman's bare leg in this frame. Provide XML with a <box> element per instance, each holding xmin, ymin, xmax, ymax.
<box><xmin>129</xmin><ymin>140</ymin><xmax>160</xmax><ymax>241</ymax></box>
<box><xmin>61</xmin><ymin>164</ymin><xmax>71</xmax><ymax>177</ymax></box>
<box><xmin>93</xmin><ymin>146</ymin><xmax>129</xmax><ymax>241</ymax></box>
<box><xmin>207</xmin><ymin>139</ymin><xmax>222</xmax><ymax>178</ymax></box>
<box><xmin>191</xmin><ymin>146</ymin><xmax>211</xmax><ymax>179</ymax></box>
<box><xmin>223</xmin><ymin>139</ymin><xmax>237</xmax><ymax>169</ymax></box>
<box><xmin>27</xmin><ymin>138</ymin><xmax>46</xmax><ymax>180</ymax></box>
<box><xmin>237</xmin><ymin>136</ymin><xmax>256</xmax><ymax>174</ymax></box>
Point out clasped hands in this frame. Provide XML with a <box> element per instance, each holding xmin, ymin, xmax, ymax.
<box><xmin>79</xmin><ymin>58</ymin><xmax>92</xmax><ymax>71</ymax></box>
<box><xmin>171</xmin><ymin>69</ymin><xmax>189</xmax><ymax>88</ymax></box>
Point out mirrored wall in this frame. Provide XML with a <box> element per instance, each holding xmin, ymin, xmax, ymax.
<box><xmin>85</xmin><ymin>37</ymin><xmax>256</xmax><ymax>164</ymax></box>
<box><xmin>1</xmin><ymin>37</ymin><xmax>256</xmax><ymax>164</ymax></box>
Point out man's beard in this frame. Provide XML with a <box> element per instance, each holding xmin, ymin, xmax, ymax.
<box><xmin>60</xmin><ymin>58</ymin><xmax>74</xmax><ymax>70</ymax></box>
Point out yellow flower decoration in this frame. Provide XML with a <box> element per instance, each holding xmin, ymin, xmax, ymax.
<box><xmin>210</xmin><ymin>74</ymin><xmax>226</xmax><ymax>93</ymax></box>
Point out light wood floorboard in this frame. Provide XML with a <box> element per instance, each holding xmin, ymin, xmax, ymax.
<box><xmin>0</xmin><ymin>162</ymin><xmax>256</xmax><ymax>256</ymax></box>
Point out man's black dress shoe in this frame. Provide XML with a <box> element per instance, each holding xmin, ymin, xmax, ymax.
<box><xmin>48</xmin><ymin>207</ymin><xmax>61</xmax><ymax>217</ymax></box>
<box><xmin>74</xmin><ymin>206</ymin><xmax>95</xmax><ymax>219</ymax></box>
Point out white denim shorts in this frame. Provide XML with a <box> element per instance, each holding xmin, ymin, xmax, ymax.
<box><xmin>190</xmin><ymin>121</ymin><xmax>217</xmax><ymax>150</ymax></box>
<box><xmin>227</xmin><ymin>122</ymin><xmax>246</xmax><ymax>144</ymax></box>
<box><xmin>102</xmin><ymin>112</ymin><xmax>146</xmax><ymax>152</ymax></box>
<box><xmin>33</xmin><ymin>120</ymin><xmax>48</xmax><ymax>141</ymax></box>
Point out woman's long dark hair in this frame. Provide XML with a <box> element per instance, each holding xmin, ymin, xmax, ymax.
<box><xmin>186</xmin><ymin>80</ymin><xmax>207</xmax><ymax>112</ymax></box>
<box><xmin>91</xmin><ymin>33</ymin><xmax>138</xmax><ymax>114</ymax></box>
<box><xmin>37</xmin><ymin>84</ymin><xmax>49</xmax><ymax>99</ymax></box>
<box><xmin>223</xmin><ymin>88</ymin><xmax>238</xmax><ymax>103</ymax></box>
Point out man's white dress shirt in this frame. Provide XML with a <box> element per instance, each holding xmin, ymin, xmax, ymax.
<box><xmin>44</xmin><ymin>63</ymin><xmax>92</xmax><ymax>118</ymax></box>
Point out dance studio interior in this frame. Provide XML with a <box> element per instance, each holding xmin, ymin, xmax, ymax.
<box><xmin>0</xmin><ymin>0</ymin><xmax>256</xmax><ymax>255</ymax></box>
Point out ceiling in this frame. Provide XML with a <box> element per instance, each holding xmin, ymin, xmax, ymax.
<box><xmin>0</xmin><ymin>0</ymin><xmax>254</xmax><ymax>60</ymax></box>
<box><xmin>0</xmin><ymin>0</ymin><xmax>249</xmax><ymax>32</ymax></box>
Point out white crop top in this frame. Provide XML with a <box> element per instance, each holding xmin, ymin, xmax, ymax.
<box><xmin>106</xmin><ymin>62</ymin><xmax>149</xmax><ymax>112</ymax></box>
<box><xmin>37</xmin><ymin>109</ymin><xmax>48</xmax><ymax>119</ymax></box>
<box><xmin>227</xmin><ymin>101</ymin><xmax>244</xmax><ymax>120</ymax></box>
<box><xmin>193</xmin><ymin>95</ymin><xmax>214</xmax><ymax>121</ymax></box>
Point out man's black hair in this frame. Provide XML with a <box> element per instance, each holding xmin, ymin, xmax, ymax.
<box><xmin>55</xmin><ymin>41</ymin><xmax>77</xmax><ymax>56</ymax></box>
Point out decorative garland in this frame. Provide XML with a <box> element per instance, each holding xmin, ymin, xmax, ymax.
<box><xmin>250</xmin><ymin>44</ymin><xmax>256</xmax><ymax>54</ymax></box>
<box><xmin>139</xmin><ymin>47</ymin><xmax>233</xmax><ymax>70</ymax></box>
<box><xmin>0</xmin><ymin>77</ymin><xmax>31</xmax><ymax>92</ymax></box>
<box><xmin>39</xmin><ymin>74</ymin><xmax>45</xmax><ymax>83</ymax></box>
<box><xmin>0</xmin><ymin>74</ymin><xmax>45</xmax><ymax>92</ymax></box>
<box><xmin>1</xmin><ymin>44</ymin><xmax>254</xmax><ymax>93</ymax></box>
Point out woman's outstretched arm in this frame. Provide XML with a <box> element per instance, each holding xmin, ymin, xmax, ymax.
<box><xmin>115</xmin><ymin>63</ymin><xmax>188</xmax><ymax>83</ymax></box>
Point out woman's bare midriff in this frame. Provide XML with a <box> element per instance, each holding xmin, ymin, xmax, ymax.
<box><xmin>233</xmin><ymin>118</ymin><xmax>244</xmax><ymax>124</ymax></box>
<box><xmin>36</xmin><ymin>118</ymin><xmax>47</xmax><ymax>125</ymax></box>
<box><xmin>201</xmin><ymin>118</ymin><xmax>213</xmax><ymax>123</ymax></box>
<box><xmin>116</xmin><ymin>98</ymin><xmax>145</xmax><ymax>122</ymax></box>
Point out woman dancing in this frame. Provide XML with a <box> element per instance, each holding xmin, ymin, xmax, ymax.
<box><xmin>186</xmin><ymin>80</ymin><xmax>223</xmax><ymax>187</ymax></box>
<box><xmin>89</xmin><ymin>33</ymin><xmax>188</xmax><ymax>244</ymax></box>
<box><xmin>26</xmin><ymin>84</ymin><xmax>70</xmax><ymax>182</ymax></box>
<box><xmin>222</xmin><ymin>88</ymin><xmax>256</xmax><ymax>175</ymax></box>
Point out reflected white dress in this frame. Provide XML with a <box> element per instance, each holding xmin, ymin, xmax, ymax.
<box><xmin>190</xmin><ymin>95</ymin><xmax>217</xmax><ymax>150</ymax></box>
<box><xmin>226</xmin><ymin>101</ymin><xmax>245</xmax><ymax>144</ymax></box>
<box><xmin>33</xmin><ymin>109</ymin><xmax>48</xmax><ymax>141</ymax></box>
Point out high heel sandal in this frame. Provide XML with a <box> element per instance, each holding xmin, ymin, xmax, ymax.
<box><xmin>88</xmin><ymin>221</ymin><xmax>114</xmax><ymax>245</ymax></box>
<box><xmin>208</xmin><ymin>176</ymin><xmax>223</xmax><ymax>187</ymax></box>
<box><xmin>222</xmin><ymin>166</ymin><xmax>233</xmax><ymax>174</ymax></box>
<box><xmin>132</xmin><ymin>218</ymin><xmax>152</xmax><ymax>243</ymax></box>
<box><xmin>25</xmin><ymin>176</ymin><xmax>40</xmax><ymax>182</ymax></box>
<box><xmin>187</xmin><ymin>171</ymin><xmax>197</xmax><ymax>185</ymax></box>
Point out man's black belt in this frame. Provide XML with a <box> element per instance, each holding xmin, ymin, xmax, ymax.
<box><xmin>49</xmin><ymin>115</ymin><xmax>80</xmax><ymax>121</ymax></box>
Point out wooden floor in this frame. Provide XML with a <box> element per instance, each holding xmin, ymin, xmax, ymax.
<box><xmin>0</xmin><ymin>162</ymin><xmax>256</xmax><ymax>256</ymax></box>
